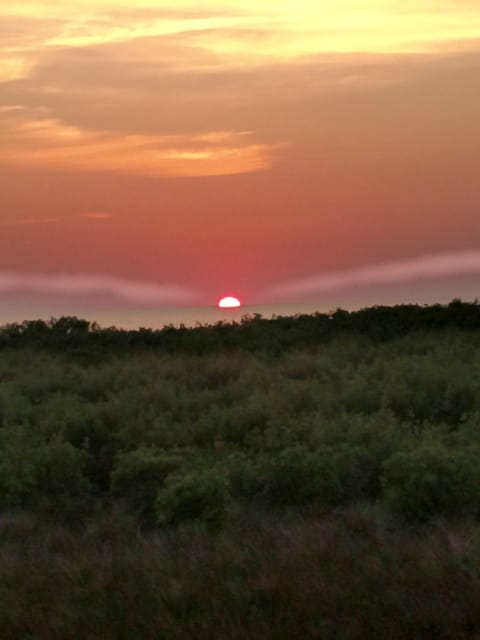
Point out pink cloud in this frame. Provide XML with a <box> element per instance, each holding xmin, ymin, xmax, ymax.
<box><xmin>0</xmin><ymin>273</ymin><xmax>200</xmax><ymax>304</ymax></box>
<box><xmin>266</xmin><ymin>250</ymin><xmax>480</xmax><ymax>300</ymax></box>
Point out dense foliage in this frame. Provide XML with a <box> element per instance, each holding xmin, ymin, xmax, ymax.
<box><xmin>2</xmin><ymin>301</ymin><xmax>480</xmax><ymax>637</ymax></box>
<box><xmin>2</xmin><ymin>301</ymin><xmax>480</xmax><ymax>525</ymax></box>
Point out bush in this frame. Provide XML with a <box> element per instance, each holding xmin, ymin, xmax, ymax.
<box><xmin>260</xmin><ymin>446</ymin><xmax>342</xmax><ymax>507</ymax></box>
<box><xmin>226</xmin><ymin>445</ymin><xmax>376</xmax><ymax>509</ymax></box>
<box><xmin>0</xmin><ymin>429</ymin><xmax>89</xmax><ymax>513</ymax></box>
<box><xmin>260</xmin><ymin>445</ymin><xmax>377</xmax><ymax>508</ymax></box>
<box><xmin>155</xmin><ymin>467</ymin><xmax>230</xmax><ymax>527</ymax></box>
<box><xmin>0</xmin><ymin>426</ymin><xmax>41</xmax><ymax>509</ymax></box>
<box><xmin>111</xmin><ymin>447</ymin><xmax>184</xmax><ymax>525</ymax></box>
<box><xmin>381</xmin><ymin>440</ymin><xmax>480</xmax><ymax>522</ymax></box>
<box><xmin>38</xmin><ymin>440</ymin><xmax>89</xmax><ymax>498</ymax></box>
<box><xmin>226</xmin><ymin>452</ymin><xmax>270</xmax><ymax>502</ymax></box>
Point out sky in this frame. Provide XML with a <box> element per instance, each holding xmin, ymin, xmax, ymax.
<box><xmin>1</xmin><ymin>1</ymin><xmax>480</xmax><ymax>317</ymax></box>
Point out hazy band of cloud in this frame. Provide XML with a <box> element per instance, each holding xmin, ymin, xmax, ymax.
<box><xmin>0</xmin><ymin>273</ymin><xmax>200</xmax><ymax>304</ymax></box>
<box><xmin>0</xmin><ymin>213</ymin><xmax>114</xmax><ymax>226</ymax></box>
<box><xmin>78</xmin><ymin>212</ymin><xmax>114</xmax><ymax>219</ymax></box>
<box><xmin>266</xmin><ymin>251</ymin><xmax>480</xmax><ymax>299</ymax></box>
<box><xmin>0</xmin><ymin>217</ymin><xmax>60</xmax><ymax>227</ymax></box>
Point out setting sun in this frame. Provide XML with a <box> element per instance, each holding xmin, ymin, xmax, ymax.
<box><xmin>218</xmin><ymin>296</ymin><xmax>241</xmax><ymax>309</ymax></box>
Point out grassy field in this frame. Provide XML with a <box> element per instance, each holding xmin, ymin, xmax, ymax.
<box><xmin>2</xmin><ymin>507</ymin><xmax>480</xmax><ymax>639</ymax></box>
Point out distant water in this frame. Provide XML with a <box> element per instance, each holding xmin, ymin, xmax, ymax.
<box><xmin>0</xmin><ymin>303</ymin><xmax>333</xmax><ymax>330</ymax></box>
<box><xmin>0</xmin><ymin>303</ymin><xmax>329</xmax><ymax>329</ymax></box>
<box><xmin>59</xmin><ymin>303</ymin><xmax>328</xmax><ymax>330</ymax></box>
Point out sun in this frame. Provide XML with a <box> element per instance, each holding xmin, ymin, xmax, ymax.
<box><xmin>218</xmin><ymin>296</ymin><xmax>241</xmax><ymax>309</ymax></box>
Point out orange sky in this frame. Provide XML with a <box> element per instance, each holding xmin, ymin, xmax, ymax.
<box><xmin>1</xmin><ymin>1</ymin><xmax>480</xmax><ymax>312</ymax></box>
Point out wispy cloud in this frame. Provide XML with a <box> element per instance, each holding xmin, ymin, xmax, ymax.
<box><xmin>78</xmin><ymin>212</ymin><xmax>114</xmax><ymax>219</ymax></box>
<box><xmin>0</xmin><ymin>111</ymin><xmax>277</xmax><ymax>177</ymax></box>
<box><xmin>2</xmin><ymin>1</ymin><xmax>479</xmax><ymax>88</ymax></box>
<box><xmin>0</xmin><ymin>273</ymin><xmax>200</xmax><ymax>304</ymax></box>
<box><xmin>0</xmin><ymin>217</ymin><xmax>60</xmax><ymax>227</ymax></box>
<box><xmin>266</xmin><ymin>251</ymin><xmax>480</xmax><ymax>300</ymax></box>
<box><xmin>3</xmin><ymin>1</ymin><xmax>480</xmax><ymax>56</ymax></box>
<box><xmin>0</xmin><ymin>213</ymin><xmax>114</xmax><ymax>226</ymax></box>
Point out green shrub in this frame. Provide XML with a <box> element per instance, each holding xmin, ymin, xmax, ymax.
<box><xmin>38</xmin><ymin>440</ymin><xmax>89</xmax><ymax>499</ymax></box>
<box><xmin>0</xmin><ymin>426</ymin><xmax>41</xmax><ymax>509</ymax></box>
<box><xmin>226</xmin><ymin>452</ymin><xmax>270</xmax><ymax>502</ymax></box>
<box><xmin>226</xmin><ymin>445</ymin><xmax>375</xmax><ymax>509</ymax></box>
<box><xmin>63</xmin><ymin>416</ymin><xmax>117</xmax><ymax>490</ymax></box>
<box><xmin>111</xmin><ymin>447</ymin><xmax>184</xmax><ymax>525</ymax></box>
<box><xmin>260</xmin><ymin>446</ymin><xmax>342</xmax><ymax>507</ymax></box>
<box><xmin>381</xmin><ymin>440</ymin><xmax>480</xmax><ymax>522</ymax></box>
<box><xmin>155</xmin><ymin>467</ymin><xmax>230</xmax><ymax>527</ymax></box>
<box><xmin>383</xmin><ymin>359</ymin><xmax>478</xmax><ymax>425</ymax></box>
<box><xmin>259</xmin><ymin>445</ymin><xmax>376</xmax><ymax>508</ymax></box>
<box><xmin>0</xmin><ymin>428</ymin><xmax>90</xmax><ymax>513</ymax></box>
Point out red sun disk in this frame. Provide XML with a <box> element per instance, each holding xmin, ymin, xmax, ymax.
<box><xmin>218</xmin><ymin>296</ymin><xmax>241</xmax><ymax>309</ymax></box>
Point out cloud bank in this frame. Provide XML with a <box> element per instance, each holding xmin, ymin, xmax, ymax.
<box><xmin>0</xmin><ymin>273</ymin><xmax>200</xmax><ymax>304</ymax></box>
<box><xmin>266</xmin><ymin>251</ymin><xmax>480</xmax><ymax>300</ymax></box>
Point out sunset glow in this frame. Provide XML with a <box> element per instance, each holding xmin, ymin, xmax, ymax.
<box><xmin>1</xmin><ymin>1</ymin><xmax>480</xmax><ymax>320</ymax></box>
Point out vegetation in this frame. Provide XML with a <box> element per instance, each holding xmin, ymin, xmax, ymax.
<box><xmin>2</xmin><ymin>300</ymin><xmax>480</xmax><ymax>637</ymax></box>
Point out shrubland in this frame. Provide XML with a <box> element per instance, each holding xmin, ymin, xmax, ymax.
<box><xmin>2</xmin><ymin>301</ymin><xmax>480</xmax><ymax>637</ymax></box>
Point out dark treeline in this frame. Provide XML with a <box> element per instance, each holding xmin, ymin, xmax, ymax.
<box><xmin>1</xmin><ymin>299</ymin><xmax>480</xmax><ymax>356</ymax></box>
<box><xmin>2</xmin><ymin>300</ymin><xmax>480</xmax><ymax>638</ymax></box>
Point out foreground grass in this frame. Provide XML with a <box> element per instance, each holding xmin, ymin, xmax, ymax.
<box><xmin>2</xmin><ymin>506</ymin><xmax>480</xmax><ymax>640</ymax></box>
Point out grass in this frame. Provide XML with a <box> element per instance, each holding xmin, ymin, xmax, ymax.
<box><xmin>2</xmin><ymin>506</ymin><xmax>480</xmax><ymax>639</ymax></box>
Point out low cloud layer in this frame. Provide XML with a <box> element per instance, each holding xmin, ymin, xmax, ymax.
<box><xmin>0</xmin><ymin>273</ymin><xmax>200</xmax><ymax>304</ymax></box>
<box><xmin>266</xmin><ymin>251</ymin><xmax>480</xmax><ymax>300</ymax></box>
